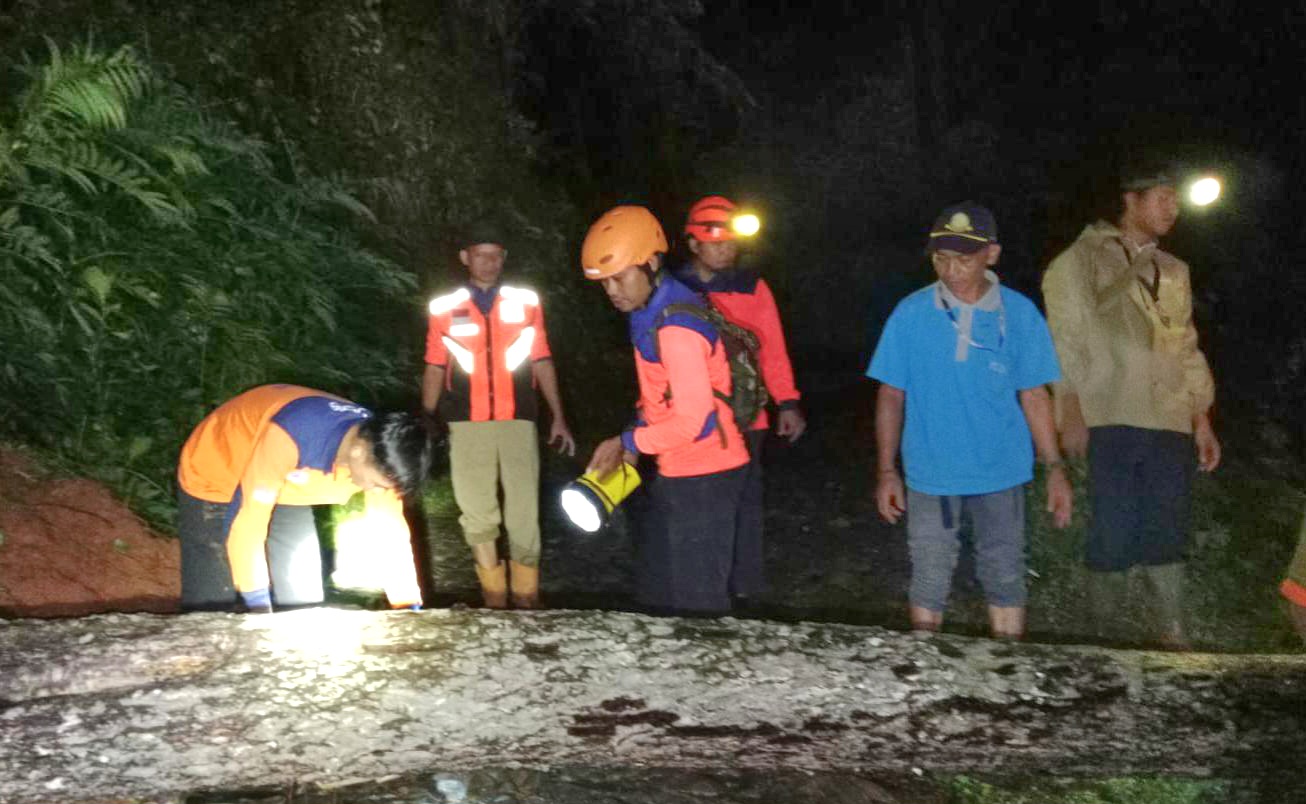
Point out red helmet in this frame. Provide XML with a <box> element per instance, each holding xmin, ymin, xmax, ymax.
<box><xmin>684</xmin><ymin>195</ymin><xmax>738</xmax><ymax>242</ymax></box>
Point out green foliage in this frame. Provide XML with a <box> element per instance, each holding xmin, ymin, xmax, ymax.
<box><xmin>946</xmin><ymin>774</ymin><xmax>1233</xmax><ymax>804</ymax></box>
<box><xmin>0</xmin><ymin>40</ymin><xmax>414</xmax><ymax>527</ymax></box>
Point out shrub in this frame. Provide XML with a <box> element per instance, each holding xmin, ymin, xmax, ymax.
<box><xmin>0</xmin><ymin>41</ymin><xmax>414</xmax><ymax>526</ymax></box>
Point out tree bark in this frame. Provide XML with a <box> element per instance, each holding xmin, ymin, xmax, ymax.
<box><xmin>0</xmin><ymin>609</ymin><xmax>1302</xmax><ymax>802</ymax></box>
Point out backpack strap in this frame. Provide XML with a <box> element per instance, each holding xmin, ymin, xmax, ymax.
<box><xmin>647</xmin><ymin>303</ymin><xmax>720</xmax><ymax>362</ymax></box>
<box><xmin>646</xmin><ymin>303</ymin><xmax>729</xmax><ymax>449</ymax></box>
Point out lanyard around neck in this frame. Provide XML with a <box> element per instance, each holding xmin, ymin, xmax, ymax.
<box><xmin>939</xmin><ymin>290</ymin><xmax>1006</xmax><ymax>352</ymax></box>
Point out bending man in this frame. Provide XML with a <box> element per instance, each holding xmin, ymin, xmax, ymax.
<box><xmin>177</xmin><ymin>384</ymin><xmax>432</xmax><ymax>613</ymax></box>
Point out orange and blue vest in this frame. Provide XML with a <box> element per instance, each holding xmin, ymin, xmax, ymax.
<box><xmin>672</xmin><ymin>263</ymin><xmax>802</xmax><ymax>430</ymax></box>
<box><xmin>177</xmin><ymin>384</ymin><xmax>421</xmax><ymax>606</ymax></box>
<box><xmin>619</xmin><ymin>275</ymin><xmax>749</xmax><ymax>478</ymax></box>
<box><xmin>424</xmin><ymin>284</ymin><xmax>552</xmax><ymax>422</ymax></box>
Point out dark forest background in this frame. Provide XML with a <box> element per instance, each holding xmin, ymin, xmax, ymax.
<box><xmin>1</xmin><ymin>0</ymin><xmax>1303</xmax><ymax>523</ymax></box>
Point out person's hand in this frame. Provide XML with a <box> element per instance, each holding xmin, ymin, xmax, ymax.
<box><xmin>1045</xmin><ymin>465</ymin><xmax>1073</xmax><ymax>528</ymax></box>
<box><xmin>1059</xmin><ymin>405</ymin><xmax>1089</xmax><ymax>459</ymax></box>
<box><xmin>774</xmin><ymin>408</ymin><xmax>807</xmax><ymax>443</ymax></box>
<box><xmin>1194</xmin><ymin>414</ymin><xmax>1221</xmax><ymax>472</ymax></box>
<box><xmin>549</xmin><ymin>418</ymin><xmax>576</xmax><ymax>456</ymax></box>
<box><xmin>587</xmin><ymin>435</ymin><xmax>628</xmax><ymax>479</ymax></box>
<box><xmin>875</xmin><ymin>469</ymin><xmax>906</xmax><ymax>525</ymax></box>
<box><xmin>421</xmin><ymin>410</ymin><xmax>448</xmax><ymax>446</ymax></box>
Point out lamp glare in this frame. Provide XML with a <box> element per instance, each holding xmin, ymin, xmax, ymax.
<box><xmin>561</xmin><ymin>488</ymin><xmax>602</xmax><ymax>533</ymax></box>
<box><xmin>1189</xmin><ymin>177</ymin><xmax>1221</xmax><ymax>207</ymax></box>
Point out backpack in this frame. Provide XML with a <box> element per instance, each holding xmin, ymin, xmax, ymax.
<box><xmin>649</xmin><ymin>302</ymin><xmax>769</xmax><ymax>432</ymax></box>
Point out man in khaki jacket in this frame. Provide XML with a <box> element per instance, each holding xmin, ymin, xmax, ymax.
<box><xmin>1042</xmin><ymin>164</ymin><xmax>1220</xmax><ymax>648</ymax></box>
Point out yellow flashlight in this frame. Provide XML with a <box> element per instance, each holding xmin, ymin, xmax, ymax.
<box><xmin>731</xmin><ymin>213</ymin><xmax>761</xmax><ymax>237</ymax></box>
<box><xmin>560</xmin><ymin>463</ymin><xmax>642</xmax><ymax>532</ymax></box>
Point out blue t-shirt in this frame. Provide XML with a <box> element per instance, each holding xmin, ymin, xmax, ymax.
<box><xmin>867</xmin><ymin>280</ymin><xmax>1061</xmax><ymax>495</ymax></box>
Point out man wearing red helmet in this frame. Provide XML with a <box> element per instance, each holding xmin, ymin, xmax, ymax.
<box><xmin>672</xmin><ymin>195</ymin><xmax>805</xmax><ymax>602</ymax></box>
<box><xmin>582</xmin><ymin>206</ymin><xmax>750</xmax><ymax>616</ymax></box>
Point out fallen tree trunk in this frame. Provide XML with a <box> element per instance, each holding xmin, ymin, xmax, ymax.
<box><xmin>0</xmin><ymin>609</ymin><xmax>1302</xmax><ymax>802</ymax></box>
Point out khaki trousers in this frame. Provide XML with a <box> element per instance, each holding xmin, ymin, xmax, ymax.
<box><xmin>448</xmin><ymin>419</ymin><xmax>541</xmax><ymax>567</ymax></box>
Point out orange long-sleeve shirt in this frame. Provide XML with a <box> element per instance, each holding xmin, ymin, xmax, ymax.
<box><xmin>177</xmin><ymin>385</ymin><xmax>421</xmax><ymax>606</ymax></box>
<box><xmin>622</xmin><ymin>276</ymin><xmax>748</xmax><ymax>478</ymax></box>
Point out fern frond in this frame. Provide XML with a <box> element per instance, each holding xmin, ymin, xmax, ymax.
<box><xmin>0</xmin><ymin>206</ymin><xmax>61</xmax><ymax>269</ymax></box>
<box><xmin>15</xmin><ymin>40</ymin><xmax>151</xmax><ymax>143</ymax></box>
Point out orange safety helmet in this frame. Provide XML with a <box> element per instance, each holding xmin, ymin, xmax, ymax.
<box><xmin>581</xmin><ymin>206</ymin><xmax>668</xmax><ymax>280</ymax></box>
<box><xmin>684</xmin><ymin>195</ymin><xmax>738</xmax><ymax>242</ymax></box>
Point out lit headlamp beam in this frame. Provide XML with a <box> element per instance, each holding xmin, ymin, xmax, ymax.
<box><xmin>731</xmin><ymin>213</ymin><xmax>761</xmax><ymax>237</ymax></box>
<box><xmin>1188</xmin><ymin>177</ymin><xmax>1221</xmax><ymax>207</ymax></box>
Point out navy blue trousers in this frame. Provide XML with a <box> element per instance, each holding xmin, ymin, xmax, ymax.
<box><xmin>1086</xmin><ymin>425</ymin><xmax>1195</xmax><ymax>572</ymax></box>
<box><xmin>635</xmin><ymin>463</ymin><xmax>748</xmax><ymax>616</ymax></box>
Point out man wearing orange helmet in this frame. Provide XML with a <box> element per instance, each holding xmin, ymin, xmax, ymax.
<box><xmin>672</xmin><ymin>195</ymin><xmax>805</xmax><ymax>602</ymax></box>
<box><xmin>582</xmin><ymin>206</ymin><xmax>750</xmax><ymax>616</ymax></box>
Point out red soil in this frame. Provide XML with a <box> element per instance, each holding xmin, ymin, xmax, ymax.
<box><xmin>0</xmin><ymin>446</ymin><xmax>180</xmax><ymax>618</ymax></box>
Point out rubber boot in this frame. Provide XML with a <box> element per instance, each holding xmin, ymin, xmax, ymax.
<box><xmin>1142</xmin><ymin>562</ymin><xmax>1190</xmax><ymax>650</ymax></box>
<box><xmin>509</xmin><ymin>560</ymin><xmax>540</xmax><ymax>610</ymax></box>
<box><xmin>1088</xmin><ymin>570</ymin><xmax>1129</xmax><ymax>642</ymax></box>
<box><xmin>475</xmin><ymin>561</ymin><xmax>508</xmax><ymax>609</ymax></box>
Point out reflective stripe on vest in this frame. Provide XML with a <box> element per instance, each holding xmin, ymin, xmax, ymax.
<box><xmin>442</xmin><ymin>336</ymin><xmax>475</xmax><ymax>374</ymax></box>
<box><xmin>429</xmin><ymin>288</ymin><xmax>471</xmax><ymax>315</ymax></box>
<box><xmin>503</xmin><ymin>326</ymin><xmax>536</xmax><ymax>372</ymax></box>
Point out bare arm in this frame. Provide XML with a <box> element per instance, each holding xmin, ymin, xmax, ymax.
<box><xmin>1193</xmin><ymin>410</ymin><xmax>1221</xmax><ymax>472</ymax></box>
<box><xmin>421</xmin><ymin>364</ymin><xmax>445</xmax><ymax>414</ymax></box>
<box><xmin>874</xmin><ymin>383</ymin><xmax>906</xmax><ymax>524</ymax></box>
<box><xmin>532</xmin><ymin>359</ymin><xmax>566</xmax><ymax>426</ymax></box>
<box><xmin>532</xmin><ymin>358</ymin><xmax>575</xmax><ymax>455</ymax></box>
<box><xmin>875</xmin><ymin>384</ymin><xmax>904</xmax><ymax>474</ymax></box>
<box><xmin>1019</xmin><ymin>385</ymin><xmax>1072</xmax><ymax>528</ymax></box>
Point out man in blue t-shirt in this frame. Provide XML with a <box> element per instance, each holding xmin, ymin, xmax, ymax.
<box><xmin>867</xmin><ymin>202</ymin><xmax>1072</xmax><ymax>639</ymax></box>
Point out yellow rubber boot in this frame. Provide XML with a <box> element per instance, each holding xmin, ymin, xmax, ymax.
<box><xmin>475</xmin><ymin>561</ymin><xmax>508</xmax><ymax>609</ymax></box>
<box><xmin>509</xmin><ymin>561</ymin><xmax>540</xmax><ymax>610</ymax></box>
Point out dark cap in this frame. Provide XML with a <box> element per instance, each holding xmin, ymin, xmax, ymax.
<box><xmin>1120</xmin><ymin>161</ymin><xmax>1178</xmax><ymax>193</ymax></box>
<box><xmin>926</xmin><ymin>202</ymin><xmax>998</xmax><ymax>254</ymax></box>
<box><xmin>459</xmin><ymin>220</ymin><xmax>507</xmax><ymax>250</ymax></box>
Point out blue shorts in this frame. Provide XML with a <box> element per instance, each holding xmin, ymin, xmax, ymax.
<box><xmin>905</xmin><ymin>485</ymin><xmax>1027</xmax><ymax>612</ymax></box>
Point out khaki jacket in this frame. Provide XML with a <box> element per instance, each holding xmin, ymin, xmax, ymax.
<box><xmin>1042</xmin><ymin>221</ymin><xmax>1215</xmax><ymax>434</ymax></box>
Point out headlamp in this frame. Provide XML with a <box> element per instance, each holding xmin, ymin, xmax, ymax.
<box><xmin>560</xmin><ymin>463</ymin><xmax>642</xmax><ymax>532</ymax></box>
<box><xmin>1187</xmin><ymin>176</ymin><xmax>1221</xmax><ymax>207</ymax></box>
<box><xmin>731</xmin><ymin>213</ymin><xmax>761</xmax><ymax>237</ymax></box>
